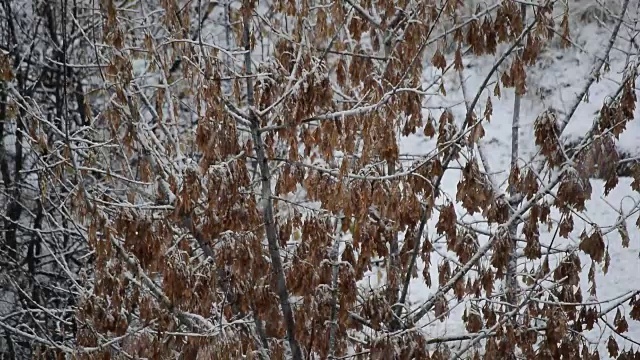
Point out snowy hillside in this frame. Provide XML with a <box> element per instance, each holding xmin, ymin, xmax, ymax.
<box><xmin>363</xmin><ymin>4</ymin><xmax>640</xmax><ymax>357</ymax></box>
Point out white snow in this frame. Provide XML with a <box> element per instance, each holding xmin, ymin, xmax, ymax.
<box><xmin>354</xmin><ymin>7</ymin><xmax>640</xmax><ymax>357</ymax></box>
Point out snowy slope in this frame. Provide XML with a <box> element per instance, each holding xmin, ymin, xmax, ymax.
<box><xmin>360</xmin><ymin>6</ymin><xmax>640</xmax><ymax>358</ymax></box>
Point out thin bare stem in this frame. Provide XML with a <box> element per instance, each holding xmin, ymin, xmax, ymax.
<box><xmin>242</xmin><ymin>4</ymin><xmax>302</xmax><ymax>359</ymax></box>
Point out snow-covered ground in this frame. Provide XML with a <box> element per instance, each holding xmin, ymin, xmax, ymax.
<box><xmin>358</xmin><ymin>8</ymin><xmax>640</xmax><ymax>358</ymax></box>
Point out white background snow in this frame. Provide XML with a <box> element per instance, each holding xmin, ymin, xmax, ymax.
<box><xmin>356</xmin><ymin>5</ymin><xmax>640</xmax><ymax>357</ymax></box>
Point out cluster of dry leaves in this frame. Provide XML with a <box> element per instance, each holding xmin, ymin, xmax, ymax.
<box><xmin>2</xmin><ymin>0</ymin><xmax>640</xmax><ymax>359</ymax></box>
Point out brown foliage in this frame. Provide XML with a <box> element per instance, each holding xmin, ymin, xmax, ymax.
<box><xmin>2</xmin><ymin>0</ymin><xmax>640</xmax><ymax>359</ymax></box>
